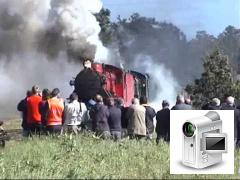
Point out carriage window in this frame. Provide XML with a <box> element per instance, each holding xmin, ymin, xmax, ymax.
<box><xmin>134</xmin><ymin>78</ymin><xmax>140</xmax><ymax>98</ymax></box>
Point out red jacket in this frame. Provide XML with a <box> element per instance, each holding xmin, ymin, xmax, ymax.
<box><xmin>27</xmin><ymin>95</ymin><xmax>42</xmax><ymax>124</ymax></box>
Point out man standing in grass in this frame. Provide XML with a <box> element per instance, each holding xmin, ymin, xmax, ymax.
<box><xmin>140</xmin><ymin>96</ymin><xmax>156</xmax><ymax>140</ymax></box>
<box><xmin>221</xmin><ymin>96</ymin><xmax>240</xmax><ymax>148</ymax></box>
<box><xmin>107</xmin><ymin>98</ymin><xmax>122</xmax><ymax>141</ymax></box>
<box><xmin>90</xmin><ymin>94</ymin><xmax>110</xmax><ymax>139</ymax></box>
<box><xmin>38</xmin><ymin>88</ymin><xmax>51</xmax><ymax>134</ymax></box>
<box><xmin>126</xmin><ymin>98</ymin><xmax>146</xmax><ymax>140</ymax></box>
<box><xmin>63</xmin><ymin>92</ymin><xmax>87</xmax><ymax>135</ymax></box>
<box><xmin>17</xmin><ymin>90</ymin><xmax>32</xmax><ymax>137</ymax></box>
<box><xmin>45</xmin><ymin>88</ymin><xmax>64</xmax><ymax>135</ymax></box>
<box><xmin>27</xmin><ymin>85</ymin><xmax>42</xmax><ymax>135</ymax></box>
<box><xmin>115</xmin><ymin>98</ymin><xmax>128</xmax><ymax>138</ymax></box>
<box><xmin>171</xmin><ymin>95</ymin><xmax>192</xmax><ymax>110</ymax></box>
<box><xmin>156</xmin><ymin>100</ymin><xmax>170</xmax><ymax>144</ymax></box>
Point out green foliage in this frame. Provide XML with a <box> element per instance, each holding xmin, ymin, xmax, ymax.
<box><xmin>0</xmin><ymin>135</ymin><xmax>168</xmax><ymax>179</ymax></box>
<box><xmin>217</xmin><ymin>26</ymin><xmax>240</xmax><ymax>69</ymax></box>
<box><xmin>185</xmin><ymin>48</ymin><xmax>240</xmax><ymax>108</ymax></box>
<box><xmin>95</xmin><ymin>11</ymin><xmax>240</xmax><ymax>87</ymax></box>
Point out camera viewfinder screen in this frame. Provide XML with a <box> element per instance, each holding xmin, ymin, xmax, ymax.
<box><xmin>206</xmin><ymin>137</ymin><xmax>225</xmax><ymax>150</ymax></box>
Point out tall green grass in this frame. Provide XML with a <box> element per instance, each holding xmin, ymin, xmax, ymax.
<box><xmin>0</xmin><ymin>133</ymin><xmax>240</xmax><ymax>179</ymax></box>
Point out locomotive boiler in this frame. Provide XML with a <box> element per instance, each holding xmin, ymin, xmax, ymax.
<box><xmin>70</xmin><ymin>60</ymin><xmax>149</xmax><ymax>107</ymax></box>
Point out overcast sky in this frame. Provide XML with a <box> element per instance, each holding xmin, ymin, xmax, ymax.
<box><xmin>102</xmin><ymin>0</ymin><xmax>240</xmax><ymax>40</ymax></box>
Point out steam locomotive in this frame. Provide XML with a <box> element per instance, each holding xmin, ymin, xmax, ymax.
<box><xmin>70</xmin><ymin>61</ymin><xmax>149</xmax><ymax>106</ymax></box>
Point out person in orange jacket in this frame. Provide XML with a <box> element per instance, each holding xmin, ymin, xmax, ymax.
<box><xmin>27</xmin><ymin>85</ymin><xmax>42</xmax><ymax>135</ymax></box>
<box><xmin>46</xmin><ymin>88</ymin><xmax>64</xmax><ymax>135</ymax></box>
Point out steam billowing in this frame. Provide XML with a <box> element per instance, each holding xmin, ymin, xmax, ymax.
<box><xmin>0</xmin><ymin>0</ymin><xmax>108</xmax><ymax>118</ymax></box>
<box><xmin>0</xmin><ymin>0</ymin><xmax>179</xmax><ymax>119</ymax></box>
<box><xmin>133</xmin><ymin>54</ymin><xmax>178</xmax><ymax>107</ymax></box>
<box><xmin>40</xmin><ymin>0</ymin><xmax>108</xmax><ymax>60</ymax></box>
<box><xmin>0</xmin><ymin>0</ymin><xmax>107</xmax><ymax>61</ymax></box>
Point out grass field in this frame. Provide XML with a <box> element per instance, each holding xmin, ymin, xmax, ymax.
<box><xmin>0</xmin><ymin>119</ymin><xmax>240</xmax><ymax>179</ymax></box>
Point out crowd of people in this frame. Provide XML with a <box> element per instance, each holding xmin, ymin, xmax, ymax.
<box><xmin>17</xmin><ymin>85</ymin><xmax>240</xmax><ymax>147</ymax></box>
<box><xmin>171</xmin><ymin>94</ymin><xmax>240</xmax><ymax>147</ymax></box>
<box><xmin>202</xmin><ymin>96</ymin><xmax>240</xmax><ymax>147</ymax></box>
<box><xmin>17</xmin><ymin>85</ymin><xmax>173</xmax><ymax>143</ymax></box>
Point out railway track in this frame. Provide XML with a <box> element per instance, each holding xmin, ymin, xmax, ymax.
<box><xmin>0</xmin><ymin>129</ymin><xmax>22</xmax><ymax>145</ymax></box>
<box><xmin>6</xmin><ymin>129</ymin><xmax>22</xmax><ymax>141</ymax></box>
<box><xmin>0</xmin><ymin>118</ymin><xmax>23</xmax><ymax>142</ymax></box>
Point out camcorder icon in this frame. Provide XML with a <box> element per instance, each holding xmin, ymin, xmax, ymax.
<box><xmin>182</xmin><ymin>111</ymin><xmax>227</xmax><ymax>169</ymax></box>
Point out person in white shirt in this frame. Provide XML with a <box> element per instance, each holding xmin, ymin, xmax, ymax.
<box><xmin>63</xmin><ymin>92</ymin><xmax>87</xmax><ymax>135</ymax></box>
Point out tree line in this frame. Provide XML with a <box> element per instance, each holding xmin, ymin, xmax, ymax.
<box><xmin>95</xmin><ymin>8</ymin><xmax>240</xmax><ymax>108</ymax></box>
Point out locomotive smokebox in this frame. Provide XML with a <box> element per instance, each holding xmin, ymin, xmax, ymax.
<box><xmin>74</xmin><ymin>68</ymin><xmax>102</xmax><ymax>102</ymax></box>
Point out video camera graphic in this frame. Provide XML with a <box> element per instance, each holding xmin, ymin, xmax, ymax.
<box><xmin>182</xmin><ymin>111</ymin><xmax>227</xmax><ymax>169</ymax></box>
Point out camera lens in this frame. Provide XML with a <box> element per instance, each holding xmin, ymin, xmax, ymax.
<box><xmin>183</xmin><ymin>122</ymin><xmax>195</xmax><ymax>137</ymax></box>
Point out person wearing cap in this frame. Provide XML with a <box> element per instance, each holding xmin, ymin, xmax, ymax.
<box><xmin>63</xmin><ymin>93</ymin><xmax>87</xmax><ymax>135</ymax></box>
<box><xmin>27</xmin><ymin>85</ymin><xmax>42</xmax><ymax>135</ymax></box>
<box><xmin>45</xmin><ymin>88</ymin><xmax>64</xmax><ymax>134</ymax></box>
<box><xmin>156</xmin><ymin>100</ymin><xmax>170</xmax><ymax>144</ymax></box>
<box><xmin>140</xmin><ymin>96</ymin><xmax>156</xmax><ymax>140</ymax></box>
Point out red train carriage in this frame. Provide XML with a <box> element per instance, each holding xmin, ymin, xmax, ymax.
<box><xmin>71</xmin><ymin>62</ymin><xmax>149</xmax><ymax>107</ymax></box>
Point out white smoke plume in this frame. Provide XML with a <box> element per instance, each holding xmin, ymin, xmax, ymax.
<box><xmin>0</xmin><ymin>0</ymin><xmax>180</xmax><ymax>119</ymax></box>
<box><xmin>133</xmin><ymin>54</ymin><xmax>179</xmax><ymax>110</ymax></box>
<box><xmin>45</xmin><ymin>0</ymin><xmax>108</xmax><ymax>60</ymax></box>
<box><xmin>0</xmin><ymin>53</ymin><xmax>80</xmax><ymax>119</ymax></box>
<box><xmin>0</xmin><ymin>0</ymin><xmax>108</xmax><ymax>119</ymax></box>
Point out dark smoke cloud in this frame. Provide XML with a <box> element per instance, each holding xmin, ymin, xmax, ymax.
<box><xmin>0</xmin><ymin>0</ymin><xmax>107</xmax><ymax>119</ymax></box>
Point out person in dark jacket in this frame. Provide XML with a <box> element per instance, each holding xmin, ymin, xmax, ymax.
<box><xmin>201</xmin><ymin>102</ymin><xmax>210</xmax><ymax>110</ymax></box>
<box><xmin>17</xmin><ymin>90</ymin><xmax>32</xmax><ymax>137</ymax></box>
<box><xmin>202</xmin><ymin>98</ymin><xmax>221</xmax><ymax>110</ymax></box>
<box><xmin>107</xmin><ymin>98</ymin><xmax>122</xmax><ymax>141</ymax></box>
<box><xmin>156</xmin><ymin>100</ymin><xmax>170</xmax><ymax>144</ymax></box>
<box><xmin>115</xmin><ymin>98</ymin><xmax>128</xmax><ymax>138</ymax></box>
<box><xmin>90</xmin><ymin>94</ymin><xmax>110</xmax><ymax>139</ymax></box>
<box><xmin>221</xmin><ymin>96</ymin><xmax>235</xmax><ymax>110</ymax></box>
<box><xmin>171</xmin><ymin>95</ymin><xmax>192</xmax><ymax>110</ymax></box>
<box><xmin>221</xmin><ymin>96</ymin><xmax>240</xmax><ymax>148</ymax></box>
<box><xmin>38</xmin><ymin>89</ymin><xmax>51</xmax><ymax>134</ymax></box>
<box><xmin>140</xmin><ymin>96</ymin><xmax>156</xmax><ymax>139</ymax></box>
